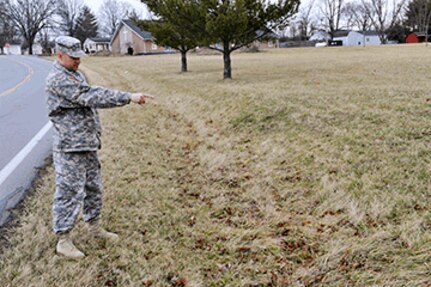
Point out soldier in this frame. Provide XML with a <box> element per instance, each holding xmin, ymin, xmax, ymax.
<box><xmin>46</xmin><ymin>36</ymin><xmax>154</xmax><ymax>259</ymax></box>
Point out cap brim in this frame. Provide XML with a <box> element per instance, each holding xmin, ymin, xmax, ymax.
<box><xmin>67</xmin><ymin>50</ymin><xmax>86</xmax><ymax>58</ymax></box>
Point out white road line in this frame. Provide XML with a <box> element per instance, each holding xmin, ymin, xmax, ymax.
<box><xmin>0</xmin><ymin>121</ymin><xmax>52</xmax><ymax>186</ymax></box>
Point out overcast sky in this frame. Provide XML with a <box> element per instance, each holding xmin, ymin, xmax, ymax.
<box><xmin>83</xmin><ymin>0</ymin><xmax>149</xmax><ymax>17</ymax></box>
<box><xmin>83</xmin><ymin>0</ymin><xmax>314</xmax><ymax>19</ymax></box>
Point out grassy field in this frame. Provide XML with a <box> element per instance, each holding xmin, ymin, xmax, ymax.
<box><xmin>0</xmin><ymin>45</ymin><xmax>430</xmax><ymax>286</ymax></box>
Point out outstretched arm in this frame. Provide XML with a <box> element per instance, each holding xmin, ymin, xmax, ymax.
<box><xmin>47</xmin><ymin>68</ymin><xmax>156</xmax><ymax>109</ymax></box>
<box><xmin>130</xmin><ymin>93</ymin><xmax>155</xmax><ymax>105</ymax></box>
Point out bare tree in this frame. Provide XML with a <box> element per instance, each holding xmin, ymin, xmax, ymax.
<box><xmin>297</xmin><ymin>0</ymin><xmax>317</xmax><ymax>40</ymax></box>
<box><xmin>37</xmin><ymin>27</ymin><xmax>54</xmax><ymax>55</ymax></box>
<box><xmin>343</xmin><ymin>2</ymin><xmax>372</xmax><ymax>31</ymax></box>
<box><xmin>56</xmin><ymin>0</ymin><xmax>84</xmax><ymax>37</ymax></box>
<box><xmin>320</xmin><ymin>0</ymin><xmax>345</xmax><ymax>39</ymax></box>
<box><xmin>362</xmin><ymin>0</ymin><xmax>407</xmax><ymax>44</ymax></box>
<box><xmin>0</xmin><ymin>0</ymin><xmax>16</xmax><ymax>54</ymax></box>
<box><xmin>4</xmin><ymin>0</ymin><xmax>56</xmax><ymax>55</ymax></box>
<box><xmin>419</xmin><ymin>0</ymin><xmax>431</xmax><ymax>45</ymax></box>
<box><xmin>98</xmin><ymin>0</ymin><xmax>135</xmax><ymax>37</ymax></box>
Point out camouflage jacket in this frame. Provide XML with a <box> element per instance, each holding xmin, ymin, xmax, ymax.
<box><xmin>46</xmin><ymin>61</ymin><xmax>131</xmax><ymax>152</ymax></box>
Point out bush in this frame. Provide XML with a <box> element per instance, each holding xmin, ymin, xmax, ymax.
<box><xmin>91</xmin><ymin>50</ymin><xmax>112</xmax><ymax>57</ymax></box>
<box><xmin>239</xmin><ymin>44</ymin><xmax>260</xmax><ymax>53</ymax></box>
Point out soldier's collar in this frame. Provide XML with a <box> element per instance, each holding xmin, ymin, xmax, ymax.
<box><xmin>55</xmin><ymin>60</ymin><xmax>79</xmax><ymax>76</ymax></box>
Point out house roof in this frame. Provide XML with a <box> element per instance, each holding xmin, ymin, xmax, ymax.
<box><xmin>123</xmin><ymin>19</ymin><xmax>153</xmax><ymax>39</ymax></box>
<box><xmin>333</xmin><ymin>30</ymin><xmax>350</xmax><ymax>37</ymax></box>
<box><xmin>309</xmin><ymin>30</ymin><xmax>330</xmax><ymax>41</ymax></box>
<box><xmin>412</xmin><ymin>32</ymin><xmax>428</xmax><ymax>37</ymax></box>
<box><xmin>333</xmin><ymin>30</ymin><xmax>381</xmax><ymax>38</ymax></box>
<box><xmin>312</xmin><ymin>30</ymin><xmax>329</xmax><ymax>35</ymax></box>
<box><xmin>357</xmin><ymin>31</ymin><xmax>379</xmax><ymax>36</ymax></box>
<box><xmin>256</xmin><ymin>29</ymin><xmax>280</xmax><ymax>39</ymax></box>
<box><xmin>88</xmin><ymin>37</ymin><xmax>111</xmax><ymax>43</ymax></box>
<box><xmin>110</xmin><ymin>19</ymin><xmax>153</xmax><ymax>45</ymax></box>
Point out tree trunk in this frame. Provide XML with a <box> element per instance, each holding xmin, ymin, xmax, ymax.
<box><xmin>28</xmin><ymin>38</ymin><xmax>34</xmax><ymax>55</ymax></box>
<box><xmin>426</xmin><ymin>16</ymin><xmax>431</xmax><ymax>47</ymax></box>
<box><xmin>223</xmin><ymin>44</ymin><xmax>232</xmax><ymax>79</ymax></box>
<box><xmin>181</xmin><ymin>50</ymin><xmax>188</xmax><ymax>72</ymax></box>
<box><xmin>378</xmin><ymin>30</ymin><xmax>386</xmax><ymax>44</ymax></box>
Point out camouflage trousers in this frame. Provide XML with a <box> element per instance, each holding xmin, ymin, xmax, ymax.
<box><xmin>52</xmin><ymin>151</ymin><xmax>102</xmax><ymax>234</ymax></box>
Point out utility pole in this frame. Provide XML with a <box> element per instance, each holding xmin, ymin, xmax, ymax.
<box><xmin>363</xmin><ymin>30</ymin><xmax>366</xmax><ymax>47</ymax></box>
<box><xmin>426</xmin><ymin>6</ymin><xmax>431</xmax><ymax>47</ymax></box>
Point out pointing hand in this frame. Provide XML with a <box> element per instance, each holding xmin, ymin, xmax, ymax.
<box><xmin>130</xmin><ymin>93</ymin><xmax>155</xmax><ymax>105</ymax></box>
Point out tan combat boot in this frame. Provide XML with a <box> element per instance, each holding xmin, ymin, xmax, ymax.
<box><xmin>88</xmin><ymin>220</ymin><xmax>119</xmax><ymax>241</ymax></box>
<box><xmin>56</xmin><ymin>233</ymin><xmax>85</xmax><ymax>259</ymax></box>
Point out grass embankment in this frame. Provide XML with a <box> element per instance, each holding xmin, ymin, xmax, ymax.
<box><xmin>0</xmin><ymin>45</ymin><xmax>430</xmax><ymax>286</ymax></box>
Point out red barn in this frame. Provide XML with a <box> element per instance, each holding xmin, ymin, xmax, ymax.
<box><xmin>406</xmin><ymin>32</ymin><xmax>428</xmax><ymax>43</ymax></box>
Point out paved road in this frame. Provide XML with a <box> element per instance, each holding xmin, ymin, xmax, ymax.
<box><xmin>0</xmin><ymin>55</ymin><xmax>53</xmax><ymax>226</ymax></box>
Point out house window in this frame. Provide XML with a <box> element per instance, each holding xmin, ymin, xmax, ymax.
<box><xmin>122</xmin><ymin>29</ymin><xmax>131</xmax><ymax>44</ymax></box>
<box><xmin>152</xmin><ymin>43</ymin><xmax>158</xmax><ymax>50</ymax></box>
<box><xmin>366</xmin><ymin>37</ymin><xmax>370</xmax><ymax>42</ymax></box>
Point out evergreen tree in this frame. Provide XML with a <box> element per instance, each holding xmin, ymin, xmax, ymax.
<box><xmin>405</xmin><ymin>0</ymin><xmax>431</xmax><ymax>33</ymax></box>
<box><xmin>75</xmin><ymin>6</ymin><xmax>98</xmax><ymax>47</ymax></box>
<box><xmin>201</xmin><ymin>0</ymin><xmax>300</xmax><ymax>79</ymax></box>
<box><xmin>142</xmin><ymin>0</ymin><xmax>299</xmax><ymax>79</ymax></box>
<box><xmin>385</xmin><ymin>21</ymin><xmax>410</xmax><ymax>43</ymax></box>
<box><xmin>140</xmin><ymin>0</ymin><xmax>204</xmax><ymax>72</ymax></box>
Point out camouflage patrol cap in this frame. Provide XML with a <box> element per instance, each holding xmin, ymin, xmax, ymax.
<box><xmin>55</xmin><ymin>36</ymin><xmax>86</xmax><ymax>58</ymax></box>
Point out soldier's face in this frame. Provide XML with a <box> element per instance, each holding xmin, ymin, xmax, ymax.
<box><xmin>58</xmin><ymin>52</ymin><xmax>81</xmax><ymax>71</ymax></box>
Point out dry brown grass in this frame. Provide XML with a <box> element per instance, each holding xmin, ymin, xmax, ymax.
<box><xmin>1</xmin><ymin>45</ymin><xmax>430</xmax><ymax>286</ymax></box>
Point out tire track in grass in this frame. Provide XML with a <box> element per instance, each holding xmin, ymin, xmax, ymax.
<box><xmin>86</xmin><ymin>60</ymin><xmax>329</xmax><ymax>284</ymax></box>
<box><xmin>140</xmin><ymin>94</ymin><xmax>328</xmax><ymax>285</ymax></box>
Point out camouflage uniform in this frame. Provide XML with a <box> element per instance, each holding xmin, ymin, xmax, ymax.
<box><xmin>46</xmin><ymin>36</ymin><xmax>131</xmax><ymax>234</ymax></box>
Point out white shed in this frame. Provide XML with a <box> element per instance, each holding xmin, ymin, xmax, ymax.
<box><xmin>333</xmin><ymin>31</ymin><xmax>382</xmax><ymax>46</ymax></box>
<box><xmin>332</xmin><ymin>30</ymin><xmax>349</xmax><ymax>45</ymax></box>
<box><xmin>309</xmin><ymin>30</ymin><xmax>330</xmax><ymax>42</ymax></box>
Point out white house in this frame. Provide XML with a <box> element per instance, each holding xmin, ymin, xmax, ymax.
<box><xmin>4</xmin><ymin>42</ymin><xmax>22</xmax><ymax>55</ymax></box>
<box><xmin>83</xmin><ymin>37</ymin><xmax>110</xmax><ymax>53</ymax></box>
<box><xmin>23</xmin><ymin>43</ymin><xmax>43</xmax><ymax>55</ymax></box>
<box><xmin>309</xmin><ymin>30</ymin><xmax>330</xmax><ymax>42</ymax></box>
<box><xmin>333</xmin><ymin>31</ymin><xmax>382</xmax><ymax>46</ymax></box>
<box><xmin>3</xmin><ymin>42</ymin><xmax>44</xmax><ymax>55</ymax></box>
